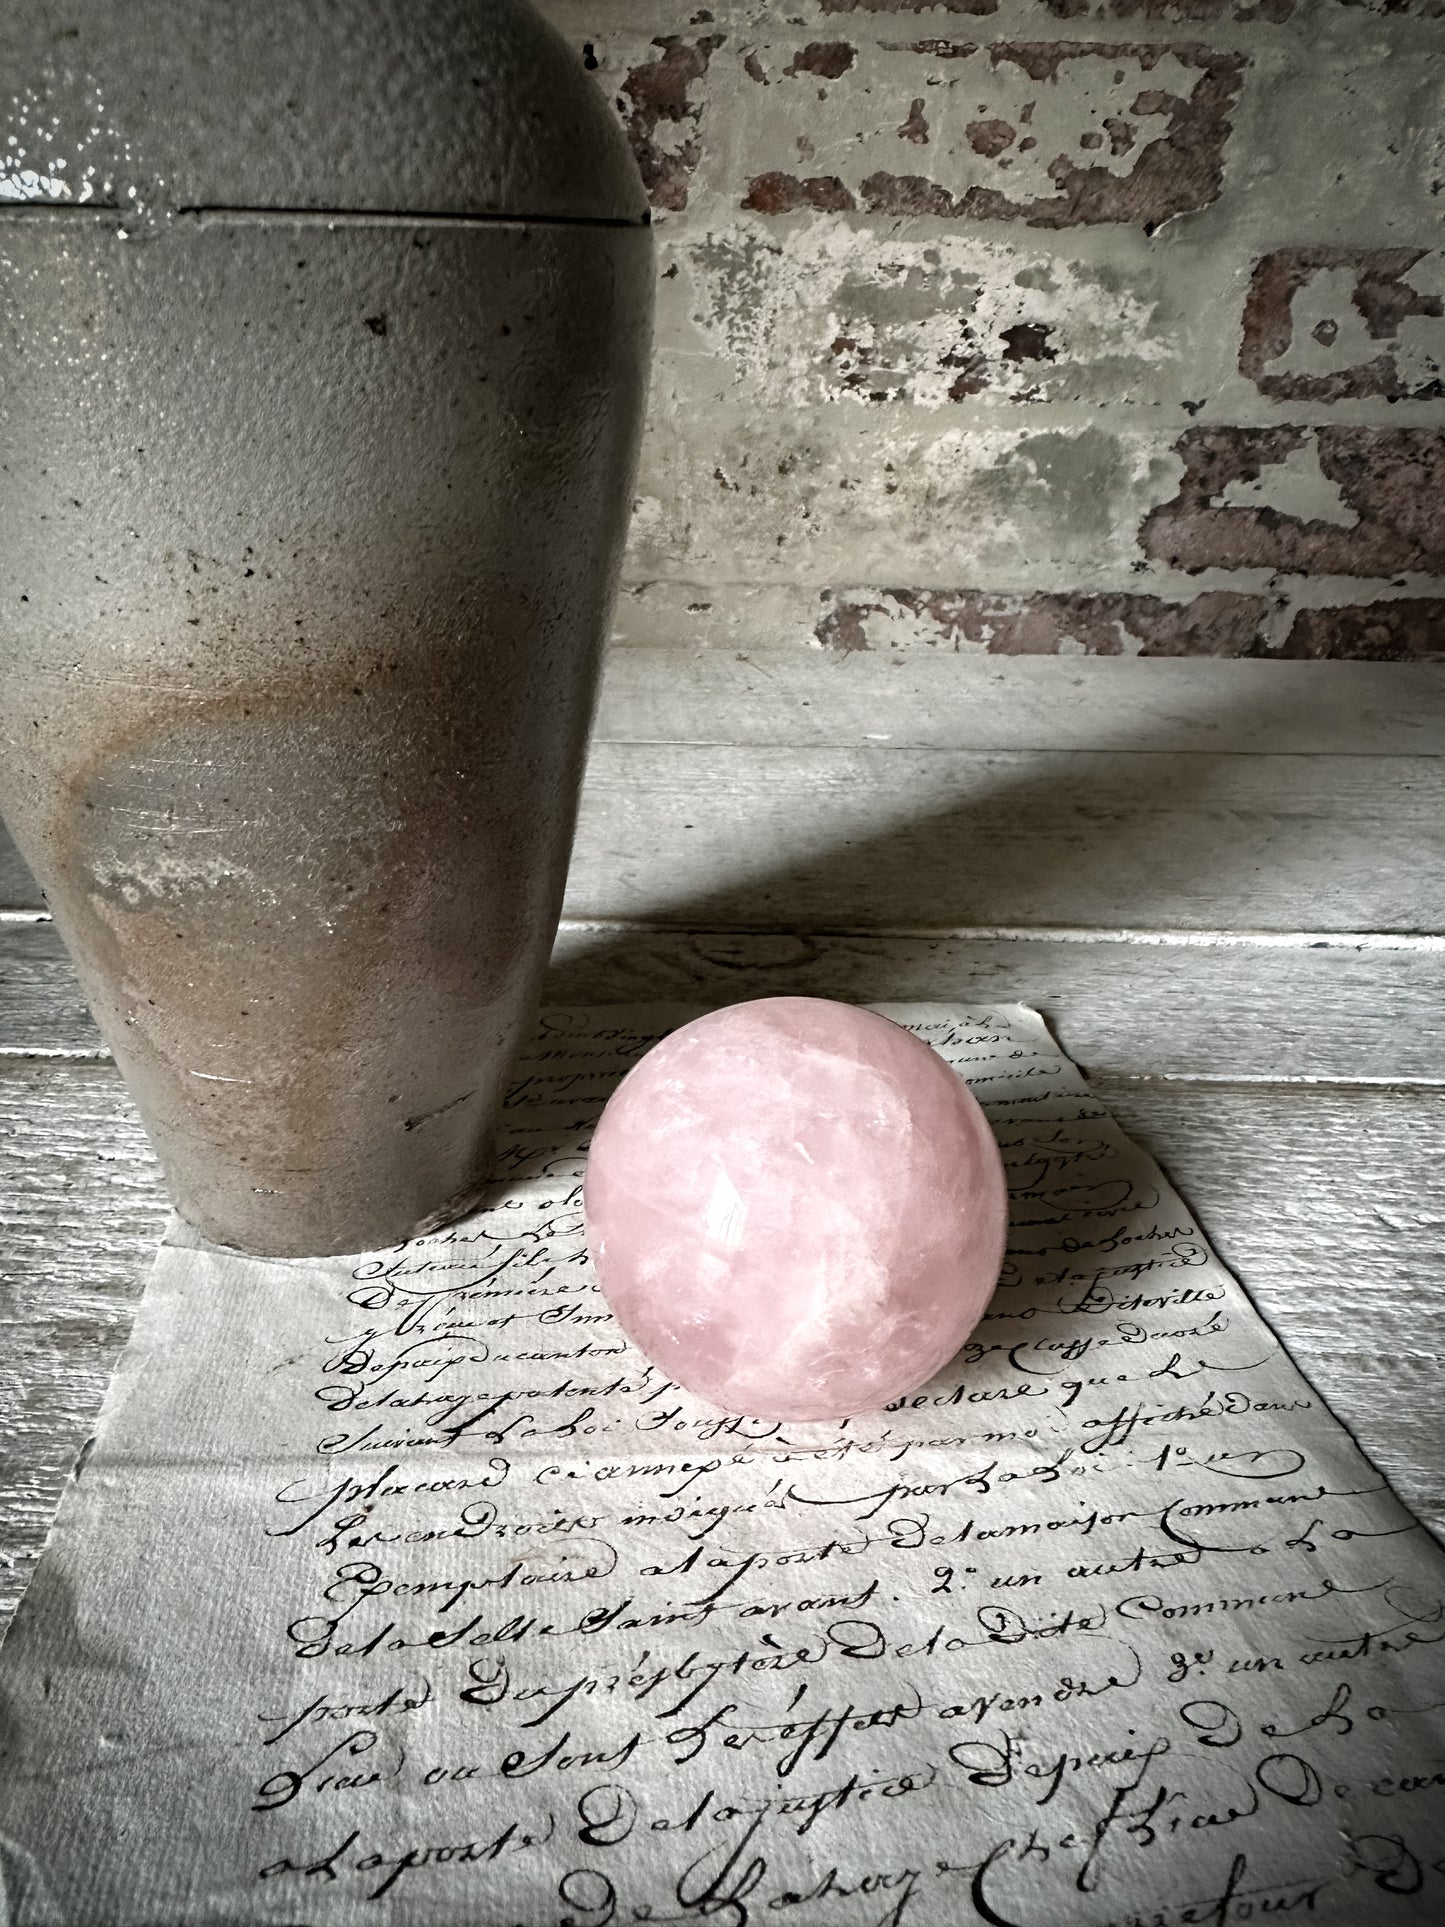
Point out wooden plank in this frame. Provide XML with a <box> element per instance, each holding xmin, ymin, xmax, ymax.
<box><xmin>547</xmin><ymin>928</ymin><xmax>1445</xmax><ymax>1084</ymax></box>
<box><xmin>0</xmin><ymin>924</ymin><xmax>103</xmax><ymax>1057</ymax></box>
<box><xmin>6</xmin><ymin>921</ymin><xmax>1445</xmax><ymax>1083</ymax></box>
<box><xmin>11</xmin><ymin>730</ymin><xmax>1443</xmax><ymax>933</ymax></box>
<box><xmin>5</xmin><ymin>655</ymin><xmax>1443</xmax><ymax>919</ymax></box>
<box><xmin>594</xmin><ymin>650</ymin><xmax>1445</xmax><ymax>756</ymax></box>
<box><xmin>0</xmin><ymin>1063</ymin><xmax>167</xmax><ymax>1624</ymax></box>
<box><xmin>569</xmin><ymin>742</ymin><xmax>1443</xmax><ymax>931</ymax></box>
<box><xmin>8</xmin><ymin>732</ymin><xmax>1440</xmax><ymax>931</ymax></box>
<box><xmin>2</xmin><ymin>1059</ymin><xmax>1441</xmax><ymax>1630</ymax></box>
<box><xmin>1092</xmin><ymin>1076</ymin><xmax>1442</xmax><ymax>1356</ymax></box>
<box><xmin>1095</xmin><ymin>1075</ymin><xmax>1445</xmax><ymax>1538</ymax></box>
<box><xmin>0</xmin><ymin>1063</ymin><xmax>164</xmax><ymax>1330</ymax></box>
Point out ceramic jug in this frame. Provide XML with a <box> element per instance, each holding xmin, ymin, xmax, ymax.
<box><xmin>0</xmin><ymin>0</ymin><xmax>652</xmax><ymax>1254</ymax></box>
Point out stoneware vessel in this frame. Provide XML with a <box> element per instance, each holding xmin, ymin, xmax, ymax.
<box><xmin>0</xmin><ymin>0</ymin><xmax>652</xmax><ymax>1254</ymax></box>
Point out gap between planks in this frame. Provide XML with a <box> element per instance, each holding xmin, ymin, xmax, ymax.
<box><xmin>2</xmin><ymin>1050</ymin><xmax>1438</xmax><ymax>1089</ymax></box>
<box><xmin>554</xmin><ymin>920</ymin><xmax>1445</xmax><ymax>952</ymax></box>
<box><xmin>7</xmin><ymin>927</ymin><xmax>1445</xmax><ymax>1084</ymax></box>
<box><xmin>5</xmin><ymin>910</ymin><xmax>1442</xmax><ymax>949</ymax></box>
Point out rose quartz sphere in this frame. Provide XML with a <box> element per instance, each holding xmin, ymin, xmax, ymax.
<box><xmin>583</xmin><ymin>998</ymin><xmax>1008</xmax><ymax>1421</ymax></box>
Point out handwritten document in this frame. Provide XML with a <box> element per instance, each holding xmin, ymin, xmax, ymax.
<box><xmin>1</xmin><ymin>1004</ymin><xmax>1443</xmax><ymax>1925</ymax></box>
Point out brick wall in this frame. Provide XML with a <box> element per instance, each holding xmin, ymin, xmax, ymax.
<box><xmin>541</xmin><ymin>0</ymin><xmax>1445</xmax><ymax>657</ymax></box>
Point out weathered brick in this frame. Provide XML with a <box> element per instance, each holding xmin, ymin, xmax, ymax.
<box><xmin>617</xmin><ymin>33</ymin><xmax>724</xmax><ymax>212</ymax></box>
<box><xmin>737</xmin><ymin>39</ymin><xmax>1243</xmax><ymax>231</ymax></box>
<box><xmin>1335</xmin><ymin>0</ymin><xmax>1445</xmax><ymax>16</ymax></box>
<box><xmin>1041</xmin><ymin>1</ymin><xmax>1292</xmax><ymax>17</ymax></box>
<box><xmin>743</xmin><ymin>173</ymin><xmax>857</xmax><ymax>213</ymax></box>
<box><xmin>610</xmin><ymin>578</ymin><xmax>819</xmax><ymax>651</ymax></box>
<box><xmin>1141</xmin><ymin>428</ymin><xmax>1445</xmax><ymax>576</ymax></box>
<box><xmin>815</xmin><ymin>588</ymin><xmax>1271</xmax><ymax>653</ymax></box>
<box><xmin>1278</xmin><ymin>601</ymin><xmax>1445</xmax><ymax>660</ymax></box>
<box><xmin>547</xmin><ymin>1</ymin><xmax>1445</xmax><ymax>650</ymax></box>
<box><xmin>785</xmin><ymin>42</ymin><xmax>858</xmax><ymax>77</ymax></box>
<box><xmin>817</xmin><ymin>1</ymin><xmax>999</xmax><ymax>14</ymax></box>
<box><xmin>1242</xmin><ymin>248</ymin><xmax>1445</xmax><ymax>401</ymax></box>
<box><xmin>667</xmin><ymin>224</ymin><xmax>1184</xmax><ymax>408</ymax></box>
<box><xmin>816</xmin><ymin>0</ymin><xmax>1293</xmax><ymax>13</ymax></box>
<box><xmin>628</xmin><ymin>419</ymin><xmax>1174</xmax><ymax>583</ymax></box>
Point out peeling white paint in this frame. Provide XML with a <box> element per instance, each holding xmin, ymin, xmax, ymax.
<box><xmin>1218</xmin><ymin>434</ymin><xmax>1360</xmax><ymax>529</ymax></box>
<box><xmin>1395</xmin><ymin>253</ymin><xmax>1445</xmax><ymax>393</ymax></box>
<box><xmin>1268</xmin><ymin>258</ymin><xmax>1445</xmax><ymax>397</ymax></box>
<box><xmin>740</xmin><ymin>41</ymin><xmax>1205</xmax><ymax>207</ymax></box>
<box><xmin>631</xmin><ymin>414</ymin><xmax>1172</xmax><ymax>584</ymax></box>
<box><xmin>846</xmin><ymin>592</ymin><xmax>966</xmax><ymax>653</ymax></box>
<box><xmin>676</xmin><ymin>221</ymin><xmax>1174</xmax><ymax>409</ymax></box>
<box><xmin>1276</xmin><ymin>267</ymin><xmax>1385</xmax><ymax>378</ymax></box>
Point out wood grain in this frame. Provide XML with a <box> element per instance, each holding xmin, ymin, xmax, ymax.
<box><xmin>5</xmin><ymin>655</ymin><xmax>1444</xmax><ymax>926</ymax></box>
<box><xmin>4</xmin><ymin>739</ymin><xmax>1442</xmax><ymax>936</ymax></box>
<box><xmin>1095</xmin><ymin>1075</ymin><xmax>1445</xmax><ymax>1542</ymax></box>
<box><xmin>568</xmin><ymin>741</ymin><xmax>1445</xmax><ymax>931</ymax></box>
<box><xmin>550</xmin><ymin>928</ymin><xmax>1445</xmax><ymax>1084</ymax></box>
<box><xmin>592</xmin><ymin>651</ymin><xmax>1445</xmax><ymax>756</ymax></box>
<box><xmin>6</xmin><ymin>922</ymin><xmax>1442</xmax><ymax>1086</ymax></box>
<box><xmin>0</xmin><ymin>1064</ymin><xmax>167</xmax><ymax>1622</ymax></box>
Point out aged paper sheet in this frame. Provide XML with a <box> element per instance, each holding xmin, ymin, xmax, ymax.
<box><xmin>1</xmin><ymin>1004</ymin><xmax>1442</xmax><ymax>1926</ymax></box>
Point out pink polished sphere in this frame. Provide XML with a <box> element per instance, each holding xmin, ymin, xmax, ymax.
<box><xmin>583</xmin><ymin>998</ymin><xmax>1008</xmax><ymax>1421</ymax></box>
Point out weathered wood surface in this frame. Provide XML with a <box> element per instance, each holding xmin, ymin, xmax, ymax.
<box><xmin>7</xmin><ymin>919</ymin><xmax>1445</xmax><ymax>1085</ymax></box>
<box><xmin>1095</xmin><ymin>1076</ymin><xmax>1445</xmax><ymax>1544</ymax></box>
<box><xmin>2</xmin><ymin>654</ymin><xmax>1442</xmax><ymax>1632</ymax></box>
<box><xmin>7</xmin><ymin>742</ymin><xmax>1440</xmax><ymax>932</ymax></box>
<box><xmin>4</xmin><ymin>656</ymin><xmax>1443</xmax><ymax>928</ymax></box>
<box><xmin>569</xmin><ymin>741</ymin><xmax>1444</xmax><ymax>932</ymax></box>
<box><xmin>0</xmin><ymin>1063</ymin><xmax>166</xmax><ymax>1624</ymax></box>
<box><xmin>595</xmin><ymin>653</ymin><xmax>1445</xmax><ymax>757</ymax></box>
